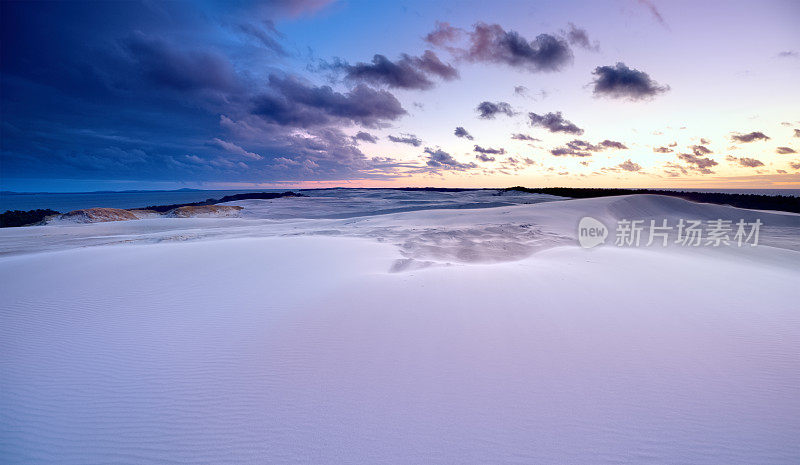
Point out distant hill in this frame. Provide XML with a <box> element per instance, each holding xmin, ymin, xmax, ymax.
<box><xmin>502</xmin><ymin>187</ymin><xmax>800</xmax><ymax>214</ymax></box>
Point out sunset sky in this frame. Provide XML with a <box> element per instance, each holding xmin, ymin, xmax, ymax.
<box><xmin>1</xmin><ymin>0</ymin><xmax>799</xmax><ymax>192</ymax></box>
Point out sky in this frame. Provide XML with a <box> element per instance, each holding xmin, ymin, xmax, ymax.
<box><xmin>1</xmin><ymin>0</ymin><xmax>799</xmax><ymax>192</ymax></box>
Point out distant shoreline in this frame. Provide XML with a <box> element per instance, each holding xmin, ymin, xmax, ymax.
<box><xmin>3</xmin><ymin>187</ymin><xmax>800</xmax><ymax>195</ymax></box>
<box><xmin>2</xmin><ymin>188</ymin><xmax>800</xmax><ymax>227</ymax></box>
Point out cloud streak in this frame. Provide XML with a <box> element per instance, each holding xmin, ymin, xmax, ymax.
<box><xmin>549</xmin><ymin>138</ymin><xmax>627</xmax><ymax>157</ymax></box>
<box><xmin>353</xmin><ymin>131</ymin><xmax>378</xmax><ymax>143</ymax></box>
<box><xmin>388</xmin><ymin>133</ymin><xmax>422</xmax><ymax>146</ymax></box>
<box><xmin>426</xmin><ymin>22</ymin><xmax>573</xmax><ymax>72</ymax></box>
<box><xmin>731</xmin><ymin>131</ymin><xmax>770</xmax><ymax>143</ymax></box>
<box><xmin>727</xmin><ymin>155</ymin><xmax>765</xmax><ymax>168</ymax></box>
<box><xmin>253</xmin><ymin>75</ymin><xmax>407</xmax><ymax>128</ymax></box>
<box><xmin>327</xmin><ymin>51</ymin><xmax>458</xmax><ymax>90</ymax></box>
<box><xmin>474</xmin><ymin>145</ymin><xmax>506</xmax><ymax>155</ymax></box>
<box><xmin>424</xmin><ymin>147</ymin><xmax>477</xmax><ymax>170</ymax></box>
<box><xmin>636</xmin><ymin>0</ymin><xmax>669</xmax><ymax>28</ymax></box>
<box><xmin>511</xmin><ymin>133</ymin><xmax>540</xmax><ymax>141</ymax></box>
<box><xmin>212</xmin><ymin>138</ymin><xmax>263</xmax><ymax>160</ymax></box>
<box><xmin>677</xmin><ymin>152</ymin><xmax>718</xmax><ymax>174</ymax></box>
<box><xmin>529</xmin><ymin>112</ymin><xmax>584</xmax><ymax>135</ymax></box>
<box><xmin>618</xmin><ymin>159</ymin><xmax>642</xmax><ymax>171</ymax></box>
<box><xmin>565</xmin><ymin>23</ymin><xmax>599</xmax><ymax>51</ymax></box>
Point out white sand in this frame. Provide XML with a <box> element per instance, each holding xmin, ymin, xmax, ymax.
<box><xmin>1</xmin><ymin>192</ymin><xmax>798</xmax><ymax>464</ymax></box>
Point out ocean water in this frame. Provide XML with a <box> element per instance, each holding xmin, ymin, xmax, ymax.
<box><xmin>0</xmin><ymin>190</ymin><xmax>287</xmax><ymax>213</ymax></box>
<box><xmin>1</xmin><ymin>188</ymin><xmax>798</xmax><ymax>213</ymax></box>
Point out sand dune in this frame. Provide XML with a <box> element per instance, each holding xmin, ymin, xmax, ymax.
<box><xmin>45</xmin><ymin>204</ymin><xmax>245</xmax><ymax>225</ymax></box>
<box><xmin>56</xmin><ymin>207</ymin><xmax>139</xmax><ymax>223</ymax></box>
<box><xmin>3</xmin><ymin>192</ymin><xmax>799</xmax><ymax>260</ymax></box>
<box><xmin>1</xmin><ymin>192</ymin><xmax>798</xmax><ymax>464</ymax></box>
<box><xmin>165</xmin><ymin>204</ymin><xmax>243</xmax><ymax>218</ymax></box>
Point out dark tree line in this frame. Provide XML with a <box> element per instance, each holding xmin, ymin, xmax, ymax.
<box><xmin>0</xmin><ymin>209</ymin><xmax>61</xmax><ymax>228</ymax></box>
<box><xmin>138</xmin><ymin>191</ymin><xmax>304</xmax><ymax>213</ymax></box>
<box><xmin>1</xmin><ymin>192</ymin><xmax>305</xmax><ymax>227</ymax></box>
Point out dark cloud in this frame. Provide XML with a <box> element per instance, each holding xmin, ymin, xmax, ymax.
<box><xmin>677</xmin><ymin>152</ymin><xmax>718</xmax><ymax>174</ymax></box>
<box><xmin>599</xmin><ymin>139</ymin><xmax>628</xmax><ymax>150</ymax></box>
<box><xmin>465</xmin><ymin>23</ymin><xmax>573</xmax><ymax>71</ymax></box>
<box><xmin>454</xmin><ymin>126</ymin><xmax>474</xmax><ymax>140</ymax></box>
<box><xmin>739</xmin><ymin>158</ymin><xmax>764</xmax><ymax>168</ymax></box>
<box><xmin>618</xmin><ymin>160</ymin><xmax>642</xmax><ymax>172</ymax></box>
<box><xmin>253</xmin><ymin>75</ymin><xmax>407</xmax><ymax>128</ymax></box>
<box><xmin>663</xmin><ymin>162</ymin><xmax>689</xmax><ymax>177</ymax></box>
<box><xmin>327</xmin><ymin>50</ymin><xmax>458</xmax><ymax>90</ymax></box>
<box><xmin>778</xmin><ymin>50</ymin><xmax>798</xmax><ymax>58</ymax></box>
<box><xmin>514</xmin><ymin>85</ymin><xmax>528</xmax><ymax>96</ymax></box>
<box><xmin>565</xmin><ymin>23</ymin><xmax>599</xmax><ymax>51</ymax></box>
<box><xmin>414</xmin><ymin>50</ymin><xmax>460</xmax><ymax>80</ymax></box>
<box><xmin>388</xmin><ymin>133</ymin><xmax>422</xmax><ymax>146</ymax></box>
<box><xmin>353</xmin><ymin>131</ymin><xmax>378</xmax><ymax>143</ymax></box>
<box><xmin>700</xmin><ymin>138</ymin><xmax>711</xmax><ymax>144</ymax></box>
<box><xmin>591</xmin><ymin>62</ymin><xmax>669</xmax><ymax>100</ymax></box>
<box><xmin>528</xmin><ymin>112</ymin><xmax>584</xmax><ymax>135</ymax></box>
<box><xmin>551</xmin><ymin>147</ymin><xmax>592</xmax><ymax>157</ymax></box>
<box><xmin>565</xmin><ymin>140</ymin><xmax>600</xmax><ymax>152</ymax></box>
<box><xmin>796</xmin><ymin>129</ymin><xmax>800</xmax><ymax>138</ymax></box>
<box><xmin>731</xmin><ymin>131</ymin><xmax>770</xmax><ymax>142</ymax></box>
<box><xmin>654</xmin><ymin>146</ymin><xmax>673</xmax><ymax>153</ymax></box>
<box><xmin>424</xmin><ymin>147</ymin><xmax>477</xmax><ymax>170</ymax></box>
<box><xmin>511</xmin><ymin>133</ymin><xmax>540</xmax><ymax>141</ymax></box>
<box><xmin>475</xmin><ymin>154</ymin><xmax>495</xmax><ymax>162</ymax></box>
<box><xmin>776</xmin><ymin>146</ymin><xmax>796</xmax><ymax>154</ymax></box>
<box><xmin>0</xmin><ymin>1</ymin><xmax>420</xmax><ymax>185</ymax></box>
<box><xmin>424</xmin><ymin>21</ymin><xmax>462</xmax><ymax>46</ymax></box>
<box><xmin>476</xmin><ymin>101</ymin><xmax>515</xmax><ymax>119</ymax></box>
<box><xmin>267</xmin><ymin>127</ymin><xmax>411</xmax><ymax>180</ymax></box>
<box><xmin>791</xmin><ymin>162</ymin><xmax>800</xmax><ymax>170</ymax></box>
<box><xmin>426</xmin><ymin>22</ymin><xmax>573</xmax><ymax>72</ymax></box>
<box><xmin>549</xmin><ymin>139</ymin><xmax>624</xmax><ymax>157</ymax></box>
<box><xmin>727</xmin><ymin>155</ymin><xmax>765</xmax><ymax>168</ymax></box>
<box><xmin>124</xmin><ymin>32</ymin><xmax>238</xmax><ymax>92</ymax></box>
<box><xmin>691</xmin><ymin>145</ymin><xmax>712</xmax><ymax>155</ymax></box>
<box><xmin>474</xmin><ymin>145</ymin><xmax>506</xmax><ymax>155</ymax></box>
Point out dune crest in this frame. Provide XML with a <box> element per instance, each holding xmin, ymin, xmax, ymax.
<box><xmin>59</xmin><ymin>207</ymin><xmax>139</xmax><ymax>223</ymax></box>
<box><xmin>166</xmin><ymin>205</ymin><xmax>243</xmax><ymax>218</ymax></box>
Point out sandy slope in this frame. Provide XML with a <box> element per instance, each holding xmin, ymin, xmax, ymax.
<box><xmin>1</xmin><ymin>193</ymin><xmax>799</xmax><ymax>464</ymax></box>
<box><xmin>1</xmin><ymin>192</ymin><xmax>798</xmax><ymax>259</ymax></box>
